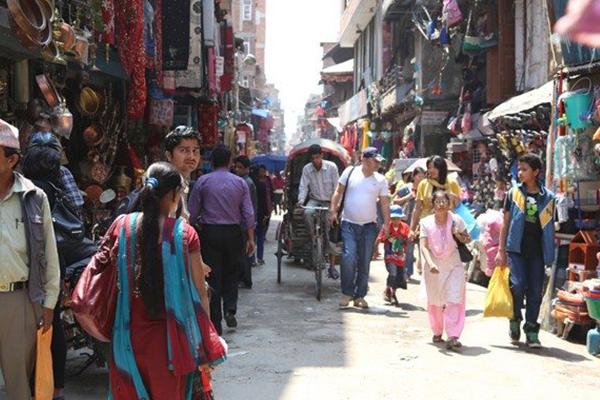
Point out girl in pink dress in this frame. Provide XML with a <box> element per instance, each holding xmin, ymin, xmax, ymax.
<box><xmin>419</xmin><ymin>191</ymin><xmax>471</xmax><ymax>349</ymax></box>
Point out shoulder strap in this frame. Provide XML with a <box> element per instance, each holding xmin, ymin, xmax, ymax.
<box><xmin>338</xmin><ymin>167</ymin><xmax>356</xmax><ymax>218</ymax></box>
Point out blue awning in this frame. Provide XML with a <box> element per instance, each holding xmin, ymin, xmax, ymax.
<box><xmin>251</xmin><ymin>154</ymin><xmax>288</xmax><ymax>173</ymax></box>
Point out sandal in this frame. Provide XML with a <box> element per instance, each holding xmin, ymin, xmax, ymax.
<box><xmin>432</xmin><ymin>335</ymin><xmax>444</xmax><ymax>343</ymax></box>
<box><xmin>446</xmin><ymin>337</ymin><xmax>462</xmax><ymax>350</ymax></box>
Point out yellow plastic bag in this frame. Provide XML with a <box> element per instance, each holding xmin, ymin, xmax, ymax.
<box><xmin>34</xmin><ymin>327</ymin><xmax>54</xmax><ymax>400</ymax></box>
<box><xmin>483</xmin><ymin>267</ymin><xmax>514</xmax><ymax>318</ymax></box>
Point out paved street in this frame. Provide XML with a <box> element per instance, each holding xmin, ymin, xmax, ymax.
<box><xmin>2</xmin><ymin>215</ymin><xmax>597</xmax><ymax>399</ymax></box>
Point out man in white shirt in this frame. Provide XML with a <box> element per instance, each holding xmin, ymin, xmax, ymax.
<box><xmin>298</xmin><ymin>144</ymin><xmax>340</xmax><ymax>278</ymax></box>
<box><xmin>330</xmin><ymin>147</ymin><xmax>391</xmax><ymax>308</ymax></box>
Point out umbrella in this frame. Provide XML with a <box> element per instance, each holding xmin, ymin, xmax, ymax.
<box><xmin>403</xmin><ymin>157</ymin><xmax>462</xmax><ymax>174</ymax></box>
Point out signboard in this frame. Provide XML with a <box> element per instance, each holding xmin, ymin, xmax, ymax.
<box><xmin>338</xmin><ymin>89</ymin><xmax>368</xmax><ymax>126</ymax></box>
<box><xmin>420</xmin><ymin>111</ymin><xmax>448</xmax><ymax>126</ymax></box>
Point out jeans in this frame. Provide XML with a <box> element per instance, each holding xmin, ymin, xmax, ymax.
<box><xmin>340</xmin><ymin>221</ymin><xmax>379</xmax><ymax>298</ymax></box>
<box><xmin>385</xmin><ymin>263</ymin><xmax>407</xmax><ymax>290</ymax></box>
<box><xmin>508</xmin><ymin>252</ymin><xmax>545</xmax><ymax>330</ymax></box>
<box><xmin>256</xmin><ymin>219</ymin><xmax>268</xmax><ymax>260</ymax></box>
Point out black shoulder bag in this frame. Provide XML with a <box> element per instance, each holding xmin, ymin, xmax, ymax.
<box><xmin>452</xmin><ymin>219</ymin><xmax>473</xmax><ymax>263</ymax></box>
<box><xmin>330</xmin><ymin>167</ymin><xmax>356</xmax><ymax>243</ymax></box>
<box><xmin>47</xmin><ymin>182</ymin><xmax>85</xmax><ymax>248</ymax></box>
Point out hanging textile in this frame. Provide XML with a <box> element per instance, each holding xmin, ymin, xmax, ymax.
<box><xmin>221</xmin><ymin>24</ymin><xmax>234</xmax><ymax>92</ymax></box>
<box><xmin>163</xmin><ymin>0</ymin><xmax>203</xmax><ymax>91</ymax></box>
<box><xmin>115</xmin><ymin>0</ymin><xmax>146</xmax><ymax>119</ymax></box>
<box><xmin>198</xmin><ymin>103</ymin><xmax>219</xmax><ymax>147</ymax></box>
<box><xmin>102</xmin><ymin>0</ymin><xmax>115</xmax><ymax>45</ymax></box>
<box><xmin>162</xmin><ymin>0</ymin><xmax>190</xmax><ymax>70</ymax></box>
<box><xmin>202</xmin><ymin>0</ymin><xmax>216</xmax><ymax>47</ymax></box>
<box><xmin>153</xmin><ymin>0</ymin><xmax>163</xmax><ymax>86</ymax></box>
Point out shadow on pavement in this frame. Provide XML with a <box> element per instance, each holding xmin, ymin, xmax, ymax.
<box><xmin>430</xmin><ymin>343</ymin><xmax>492</xmax><ymax>357</ymax></box>
<box><xmin>490</xmin><ymin>344</ymin><xmax>590</xmax><ymax>362</ymax></box>
<box><xmin>397</xmin><ymin>302</ymin><xmax>426</xmax><ymax>312</ymax></box>
<box><xmin>465</xmin><ymin>309</ymin><xmax>483</xmax><ymax>317</ymax></box>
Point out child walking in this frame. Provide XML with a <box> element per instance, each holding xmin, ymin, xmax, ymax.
<box><xmin>377</xmin><ymin>205</ymin><xmax>410</xmax><ymax>305</ymax></box>
<box><xmin>496</xmin><ymin>153</ymin><xmax>555</xmax><ymax>348</ymax></box>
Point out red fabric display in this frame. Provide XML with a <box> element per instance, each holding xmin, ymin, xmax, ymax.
<box><xmin>198</xmin><ymin>103</ymin><xmax>219</xmax><ymax>147</ymax></box>
<box><xmin>115</xmin><ymin>0</ymin><xmax>147</xmax><ymax>119</ymax></box>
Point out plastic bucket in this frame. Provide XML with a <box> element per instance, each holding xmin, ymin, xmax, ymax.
<box><xmin>559</xmin><ymin>78</ymin><xmax>593</xmax><ymax>130</ymax></box>
<box><xmin>586</xmin><ymin>297</ymin><xmax>600</xmax><ymax>321</ymax></box>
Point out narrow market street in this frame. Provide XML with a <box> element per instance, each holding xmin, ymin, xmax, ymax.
<box><xmin>9</xmin><ymin>216</ymin><xmax>591</xmax><ymax>400</ymax></box>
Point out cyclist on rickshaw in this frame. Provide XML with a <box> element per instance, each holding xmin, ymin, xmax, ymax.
<box><xmin>296</xmin><ymin>144</ymin><xmax>340</xmax><ymax>279</ymax></box>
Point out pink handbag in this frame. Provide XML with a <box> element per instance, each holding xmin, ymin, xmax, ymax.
<box><xmin>443</xmin><ymin>0</ymin><xmax>463</xmax><ymax>27</ymax></box>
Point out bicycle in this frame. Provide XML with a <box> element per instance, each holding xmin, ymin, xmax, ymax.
<box><xmin>301</xmin><ymin>205</ymin><xmax>331</xmax><ymax>301</ymax></box>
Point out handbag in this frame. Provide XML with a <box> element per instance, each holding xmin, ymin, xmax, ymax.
<box><xmin>329</xmin><ymin>167</ymin><xmax>356</xmax><ymax>243</ymax></box>
<box><xmin>70</xmin><ymin>215</ymin><xmax>124</xmax><ymax>342</ymax></box>
<box><xmin>48</xmin><ymin>182</ymin><xmax>85</xmax><ymax>246</ymax></box>
<box><xmin>452</xmin><ymin>220</ymin><xmax>473</xmax><ymax>263</ymax></box>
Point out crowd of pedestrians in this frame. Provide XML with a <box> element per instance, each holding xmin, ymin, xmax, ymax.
<box><xmin>0</xmin><ymin>115</ymin><xmax>556</xmax><ymax>399</ymax></box>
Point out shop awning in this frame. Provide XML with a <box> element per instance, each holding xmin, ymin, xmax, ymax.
<box><xmin>321</xmin><ymin>59</ymin><xmax>354</xmax><ymax>75</ymax></box>
<box><xmin>326</xmin><ymin>117</ymin><xmax>342</xmax><ymax>132</ymax></box>
<box><xmin>486</xmin><ymin>81</ymin><xmax>553</xmax><ymax>121</ymax></box>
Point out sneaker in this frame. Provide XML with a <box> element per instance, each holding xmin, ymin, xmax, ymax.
<box><xmin>339</xmin><ymin>295</ymin><xmax>353</xmax><ymax>308</ymax></box>
<box><xmin>509</xmin><ymin>320</ymin><xmax>521</xmax><ymax>344</ymax></box>
<box><xmin>257</xmin><ymin>259</ymin><xmax>265</xmax><ymax>266</ymax></box>
<box><xmin>225</xmin><ymin>313</ymin><xmax>238</xmax><ymax>328</ymax></box>
<box><xmin>525</xmin><ymin>331</ymin><xmax>542</xmax><ymax>349</ymax></box>
<box><xmin>353</xmin><ymin>297</ymin><xmax>369</xmax><ymax>309</ymax></box>
<box><xmin>432</xmin><ymin>335</ymin><xmax>444</xmax><ymax>343</ymax></box>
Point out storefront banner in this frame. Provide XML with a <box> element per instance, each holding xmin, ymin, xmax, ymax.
<box><xmin>338</xmin><ymin>89</ymin><xmax>368</xmax><ymax>126</ymax></box>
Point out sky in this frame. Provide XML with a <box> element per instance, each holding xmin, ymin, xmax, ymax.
<box><xmin>265</xmin><ymin>0</ymin><xmax>341</xmax><ymax>136</ymax></box>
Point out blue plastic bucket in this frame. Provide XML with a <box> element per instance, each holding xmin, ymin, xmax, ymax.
<box><xmin>559</xmin><ymin>78</ymin><xmax>593</xmax><ymax>130</ymax></box>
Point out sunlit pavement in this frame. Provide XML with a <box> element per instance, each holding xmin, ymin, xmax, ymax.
<box><xmin>2</xmin><ymin>214</ymin><xmax>597</xmax><ymax>399</ymax></box>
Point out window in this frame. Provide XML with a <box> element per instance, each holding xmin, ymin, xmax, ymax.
<box><xmin>242</xmin><ymin>0</ymin><xmax>253</xmax><ymax>22</ymax></box>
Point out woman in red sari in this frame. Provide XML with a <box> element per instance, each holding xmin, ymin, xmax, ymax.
<box><xmin>103</xmin><ymin>162</ymin><xmax>225</xmax><ymax>399</ymax></box>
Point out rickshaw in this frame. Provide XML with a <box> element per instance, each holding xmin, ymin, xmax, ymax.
<box><xmin>275</xmin><ymin>138</ymin><xmax>351</xmax><ymax>300</ymax></box>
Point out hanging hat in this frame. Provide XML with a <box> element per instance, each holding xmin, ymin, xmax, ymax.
<box><xmin>0</xmin><ymin>119</ymin><xmax>19</xmax><ymax>150</ymax></box>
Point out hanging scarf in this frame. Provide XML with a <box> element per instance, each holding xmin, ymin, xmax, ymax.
<box><xmin>110</xmin><ymin>214</ymin><xmax>226</xmax><ymax>399</ymax></box>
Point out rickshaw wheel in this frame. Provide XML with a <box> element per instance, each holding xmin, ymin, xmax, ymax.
<box><xmin>314</xmin><ymin>235</ymin><xmax>323</xmax><ymax>301</ymax></box>
<box><xmin>275</xmin><ymin>220</ymin><xmax>285</xmax><ymax>284</ymax></box>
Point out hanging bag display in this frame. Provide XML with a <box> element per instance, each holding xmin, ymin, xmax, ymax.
<box><xmin>442</xmin><ymin>0</ymin><xmax>463</xmax><ymax>27</ymax></box>
<box><xmin>483</xmin><ymin>266</ymin><xmax>514</xmax><ymax>318</ymax></box>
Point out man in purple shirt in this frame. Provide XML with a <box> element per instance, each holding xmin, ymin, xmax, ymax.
<box><xmin>189</xmin><ymin>145</ymin><xmax>255</xmax><ymax>334</ymax></box>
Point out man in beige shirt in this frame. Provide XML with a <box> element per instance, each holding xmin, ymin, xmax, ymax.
<box><xmin>0</xmin><ymin>119</ymin><xmax>60</xmax><ymax>399</ymax></box>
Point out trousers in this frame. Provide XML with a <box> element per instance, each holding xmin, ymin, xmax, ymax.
<box><xmin>340</xmin><ymin>221</ymin><xmax>378</xmax><ymax>298</ymax></box>
<box><xmin>508</xmin><ymin>252</ymin><xmax>545</xmax><ymax>330</ymax></box>
<box><xmin>0</xmin><ymin>289</ymin><xmax>38</xmax><ymax>400</ymax></box>
<box><xmin>427</xmin><ymin>303</ymin><xmax>465</xmax><ymax>338</ymax></box>
<box><xmin>200</xmin><ymin>224</ymin><xmax>244</xmax><ymax>335</ymax></box>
